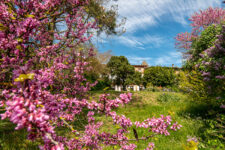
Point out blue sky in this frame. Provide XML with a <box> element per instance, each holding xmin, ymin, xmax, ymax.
<box><xmin>94</xmin><ymin>0</ymin><xmax>223</xmax><ymax>67</ymax></box>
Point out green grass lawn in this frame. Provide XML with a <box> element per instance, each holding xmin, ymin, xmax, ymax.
<box><xmin>94</xmin><ymin>91</ymin><xmax>207</xmax><ymax>150</ymax></box>
<box><xmin>0</xmin><ymin>91</ymin><xmax>210</xmax><ymax>149</ymax></box>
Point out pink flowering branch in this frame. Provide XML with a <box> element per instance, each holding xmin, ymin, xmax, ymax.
<box><xmin>175</xmin><ymin>7</ymin><xmax>225</xmax><ymax>52</ymax></box>
<box><xmin>0</xmin><ymin>0</ymin><xmax>182</xmax><ymax>149</ymax></box>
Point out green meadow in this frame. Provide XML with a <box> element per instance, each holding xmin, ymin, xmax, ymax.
<box><xmin>0</xmin><ymin>91</ymin><xmax>216</xmax><ymax>150</ymax></box>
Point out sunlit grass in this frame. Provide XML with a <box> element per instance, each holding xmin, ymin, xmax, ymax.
<box><xmin>0</xmin><ymin>91</ymin><xmax>208</xmax><ymax>149</ymax></box>
<box><xmin>95</xmin><ymin>91</ymin><xmax>205</xmax><ymax>150</ymax></box>
<box><xmin>0</xmin><ymin>120</ymin><xmax>40</xmax><ymax>150</ymax></box>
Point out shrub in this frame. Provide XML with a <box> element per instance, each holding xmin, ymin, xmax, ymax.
<box><xmin>203</xmin><ymin>110</ymin><xmax>225</xmax><ymax>149</ymax></box>
<box><xmin>165</xmin><ymin>86</ymin><xmax>180</xmax><ymax>92</ymax></box>
<box><xmin>91</xmin><ymin>78</ymin><xmax>111</xmax><ymax>91</ymax></box>
<box><xmin>157</xmin><ymin>93</ymin><xmax>180</xmax><ymax>103</ymax></box>
<box><xmin>144</xmin><ymin>66</ymin><xmax>177</xmax><ymax>87</ymax></box>
<box><xmin>178</xmin><ymin>70</ymin><xmax>209</xmax><ymax>101</ymax></box>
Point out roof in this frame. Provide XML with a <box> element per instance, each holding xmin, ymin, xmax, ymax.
<box><xmin>132</xmin><ymin>65</ymin><xmax>148</xmax><ymax>68</ymax></box>
<box><xmin>132</xmin><ymin>61</ymin><xmax>148</xmax><ymax>68</ymax></box>
<box><xmin>141</xmin><ymin>61</ymin><xmax>148</xmax><ymax>66</ymax></box>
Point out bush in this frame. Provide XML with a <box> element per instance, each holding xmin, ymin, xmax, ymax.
<box><xmin>202</xmin><ymin>108</ymin><xmax>225</xmax><ymax>149</ymax></box>
<box><xmin>145</xmin><ymin>83</ymin><xmax>163</xmax><ymax>92</ymax></box>
<box><xmin>157</xmin><ymin>93</ymin><xmax>180</xmax><ymax>103</ymax></box>
<box><xmin>91</xmin><ymin>78</ymin><xmax>111</xmax><ymax>91</ymax></box>
<box><xmin>178</xmin><ymin>70</ymin><xmax>209</xmax><ymax>101</ymax></box>
<box><xmin>165</xmin><ymin>86</ymin><xmax>180</xmax><ymax>92</ymax></box>
<box><xmin>144</xmin><ymin>66</ymin><xmax>177</xmax><ymax>87</ymax></box>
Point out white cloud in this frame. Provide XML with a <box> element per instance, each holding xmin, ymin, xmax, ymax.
<box><xmin>110</xmin><ymin>0</ymin><xmax>221</xmax><ymax>32</ymax></box>
<box><xmin>127</xmin><ymin>51</ymin><xmax>182</xmax><ymax>66</ymax></box>
<box><xmin>142</xmin><ymin>34</ymin><xmax>164</xmax><ymax>46</ymax></box>
<box><xmin>155</xmin><ymin>51</ymin><xmax>182</xmax><ymax>65</ymax></box>
<box><xmin>127</xmin><ymin>56</ymin><xmax>152</xmax><ymax>65</ymax></box>
<box><xmin>117</xmin><ymin>34</ymin><xmax>164</xmax><ymax>49</ymax></box>
<box><xmin>125</xmin><ymin>15</ymin><xmax>157</xmax><ymax>32</ymax></box>
<box><xmin>118</xmin><ymin>36</ymin><xmax>143</xmax><ymax>47</ymax></box>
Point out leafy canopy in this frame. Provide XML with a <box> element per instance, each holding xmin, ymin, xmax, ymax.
<box><xmin>144</xmin><ymin>66</ymin><xmax>176</xmax><ymax>87</ymax></box>
<box><xmin>107</xmin><ymin>56</ymin><xmax>135</xmax><ymax>87</ymax></box>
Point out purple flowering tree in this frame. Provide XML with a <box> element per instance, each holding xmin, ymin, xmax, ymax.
<box><xmin>196</xmin><ymin>25</ymin><xmax>225</xmax><ymax>103</ymax></box>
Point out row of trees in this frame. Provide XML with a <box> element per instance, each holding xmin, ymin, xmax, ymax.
<box><xmin>105</xmin><ymin>56</ymin><xmax>178</xmax><ymax>90</ymax></box>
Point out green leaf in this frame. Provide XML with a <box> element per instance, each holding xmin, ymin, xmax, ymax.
<box><xmin>26</xmin><ymin>14</ymin><xmax>35</xmax><ymax>18</ymax></box>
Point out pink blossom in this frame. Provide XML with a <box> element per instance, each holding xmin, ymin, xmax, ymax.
<box><xmin>145</xmin><ymin>142</ymin><xmax>155</xmax><ymax>150</ymax></box>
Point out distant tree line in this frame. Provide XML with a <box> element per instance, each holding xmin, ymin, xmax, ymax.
<box><xmin>87</xmin><ymin>55</ymin><xmax>180</xmax><ymax>91</ymax></box>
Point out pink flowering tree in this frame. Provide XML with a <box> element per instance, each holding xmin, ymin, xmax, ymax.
<box><xmin>0</xmin><ymin>0</ymin><xmax>181</xmax><ymax>149</ymax></box>
<box><xmin>175</xmin><ymin>7</ymin><xmax>225</xmax><ymax>54</ymax></box>
<box><xmin>175</xmin><ymin>7</ymin><xmax>225</xmax><ymax>102</ymax></box>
